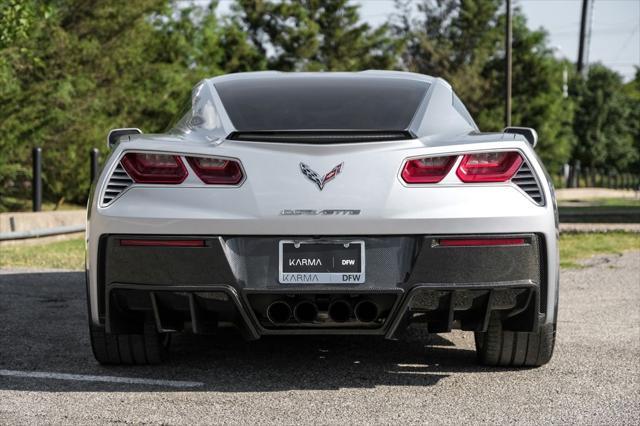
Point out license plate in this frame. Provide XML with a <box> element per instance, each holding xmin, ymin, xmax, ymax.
<box><xmin>278</xmin><ymin>240</ymin><xmax>365</xmax><ymax>284</ymax></box>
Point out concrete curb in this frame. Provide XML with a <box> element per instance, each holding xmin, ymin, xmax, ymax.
<box><xmin>0</xmin><ymin>224</ymin><xmax>85</xmax><ymax>241</ymax></box>
<box><xmin>0</xmin><ymin>210</ymin><xmax>85</xmax><ymax>233</ymax></box>
<box><xmin>559</xmin><ymin>223</ymin><xmax>640</xmax><ymax>233</ymax></box>
<box><xmin>0</xmin><ymin>210</ymin><xmax>85</xmax><ymax>246</ymax></box>
<box><xmin>556</xmin><ymin>188</ymin><xmax>639</xmax><ymax>201</ymax></box>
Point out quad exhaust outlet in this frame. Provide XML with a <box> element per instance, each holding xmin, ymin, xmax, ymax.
<box><xmin>266</xmin><ymin>298</ymin><xmax>381</xmax><ymax>325</ymax></box>
<box><xmin>328</xmin><ymin>299</ymin><xmax>352</xmax><ymax>323</ymax></box>
<box><xmin>293</xmin><ymin>301</ymin><xmax>319</xmax><ymax>323</ymax></box>
<box><xmin>266</xmin><ymin>300</ymin><xmax>292</xmax><ymax>324</ymax></box>
<box><xmin>354</xmin><ymin>300</ymin><xmax>379</xmax><ymax>323</ymax></box>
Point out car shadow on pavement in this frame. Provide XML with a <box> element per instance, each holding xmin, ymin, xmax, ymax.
<box><xmin>0</xmin><ymin>271</ymin><xmax>510</xmax><ymax>393</ymax></box>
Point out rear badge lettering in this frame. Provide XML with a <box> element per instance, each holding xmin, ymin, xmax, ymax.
<box><xmin>280</xmin><ymin>209</ymin><xmax>360</xmax><ymax>216</ymax></box>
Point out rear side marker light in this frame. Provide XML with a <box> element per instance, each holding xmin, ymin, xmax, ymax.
<box><xmin>438</xmin><ymin>238</ymin><xmax>526</xmax><ymax>247</ymax></box>
<box><xmin>121</xmin><ymin>153</ymin><xmax>187</xmax><ymax>184</ymax></box>
<box><xmin>401</xmin><ymin>155</ymin><xmax>457</xmax><ymax>184</ymax></box>
<box><xmin>187</xmin><ymin>156</ymin><xmax>243</xmax><ymax>185</ymax></box>
<box><xmin>120</xmin><ymin>239</ymin><xmax>206</xmax><ymax>247</ymax></box>
<box><xmin>456</xmin><ymin>151</ymin><xmax>523</xmax><ymax>182</ymax></box>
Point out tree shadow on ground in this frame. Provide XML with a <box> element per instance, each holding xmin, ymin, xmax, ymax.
<box><xmin>0</xmin><ymin>271</ymin><xmax>512</xmax><ymax>393</ymax></box>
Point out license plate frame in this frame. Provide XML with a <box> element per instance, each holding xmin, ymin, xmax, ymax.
<box><xmin>278</xmin><ymin>240</ymin><xmax>365</xmax><ymax>284</ymax></box>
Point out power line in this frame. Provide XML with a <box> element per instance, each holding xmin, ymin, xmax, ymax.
<box><xmin>614</xmin><ymin>24</ymin><xmax>640</xmax><ymax>61</ymax></box>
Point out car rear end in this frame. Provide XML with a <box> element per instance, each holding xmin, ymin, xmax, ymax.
<box><xmin>86</xmin><ymin>72</ymin><xmax>558</xmax><ymax>367</ymax></box>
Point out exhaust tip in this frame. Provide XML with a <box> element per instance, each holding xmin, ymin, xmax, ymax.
<box><xmin>266</xmin><ymin>301</ymin><xmax>292</xmax><ymax>324</ymax></box>
<box><xmin>293</xmin><ymin>301</ymin><xmax>318</xmax><ymax>323</ymax></box>
<box><xmin>354</xmin><ymin>300</ymin><xmax>379</xmax><ymax>323</ymax></box>
<box><xmin>328</xmin><ymin>300</ymin><xmax>351</xmax><ymax>323</ymax></box>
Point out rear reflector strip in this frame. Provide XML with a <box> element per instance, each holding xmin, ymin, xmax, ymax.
<box><xmin>119</xmin><ymin>239</ymin><xmax>206</xmax><ymax>247</ymax></box>
<box><xmin>438</xmin><ymin>238</ymin><xmax>526</xmax><ymax>247</ymax></box>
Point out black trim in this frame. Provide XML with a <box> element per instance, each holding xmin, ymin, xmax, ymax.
<box><xmin>95</xmin><ymin>233</ymin><xmax>548</xmax><ymax>338</ymax></box>
<box><xmin>407</xmin><ymin>235</ymin><xmax>542</xmax><ymax>287</ymax></box>
<box><xmin>227</xmin><ymin>130</ymin><xmax>413</xmax><ymax>144</ymax></box>
<box><xmin>538</xmin><ymin>233</ymin><xmax>548</xmax><ymax>314</ymax></box>
<box><xmin>243</xmin><ymin>289</ymin><xmax>404</xmax><ymax>335</ymax></box>
<box><xmin>97</xmin><ymin>235</ymin><xmax>108</xmax><ymax>321</ymax></box>
<box><xmin>106</xmin><ymin>283</ymin><xmax>260</xmax><ymax>340</ymax></box>
<box><xmin>385</xmin><ymin>282</ymin><xmax>539</xmax><ymax>339</ymax></box>
<box><xmin>103</xmin><ymin>236</ymin><xmax>235</xmax><ymax>288</ymax></box>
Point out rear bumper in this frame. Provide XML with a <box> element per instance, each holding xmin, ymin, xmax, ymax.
<box><xmin>93</xmin><ymin>234</ymin><xmax>550</xmax><ymax>339</ymax></box>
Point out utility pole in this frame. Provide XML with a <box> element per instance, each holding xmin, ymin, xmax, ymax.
<box><xmin>32</xmin><ymin>147</ymin><xmax>42</xmax><ymax>212</ymax></box>
<box><xmin>577</xmin><ymin>0</ymin><xmax>589</xmax><ymax>75</ymax></box>
<box><xmin>505</xmin><ymin>0</ymin><xmax>512</xmax><ymax>127</ymax></box>
<box><xmin>90</xmin><ymin>148</ymin><xmax>100</xmax><ymax>184</ymax></box>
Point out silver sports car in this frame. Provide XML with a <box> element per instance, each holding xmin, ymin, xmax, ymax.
<box><xmin>87</xmin><ymin>71</ymin><xmax>558</xmax><ymax>367</ymax></box>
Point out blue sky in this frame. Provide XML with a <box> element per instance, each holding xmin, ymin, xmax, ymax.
<box><xmin>209</xmin><ymin>0</ymin><xmax>639</xmax><ymax>81</ymax></box>
<box><xmin>519</xmin><ymin>0</ymin><xmax>639</xmax><ymax>81</ymax></box>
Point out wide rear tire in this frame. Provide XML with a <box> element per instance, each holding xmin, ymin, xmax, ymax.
<box><xmin>474</xmin><ymin>316</ymin><xmax>555</xmax><ymax>367</ymax></box>
<box><xmin>89</xmin><ymin>317</ymin><xmax>170</xmax><ymax>365</ymax></box>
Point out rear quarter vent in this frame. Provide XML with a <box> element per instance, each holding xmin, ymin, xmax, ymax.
<box><xmin>512</xmin><ymin>162</ymin><xmax>545</xmax><ymax>205</ymax></box>
<box><xmin>102</xmin><ymin>163</ymin><xmax>134</xmax><ymax>206</ymax></box>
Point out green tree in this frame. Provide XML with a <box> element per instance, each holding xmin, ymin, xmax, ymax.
<box><xmin>393</xmin><ymin>0</ymin><xmax>502</xmax><ymax>114</ymax></box>
<box><xmin>477</xmin><ymin>14</ymin><xmax>575</xmax><ymax>169</ymax></box>
<box><xmin>0</xmin><ymin>0</ymin><xmax>55</xmax><ymax>210</ymax></box>
<box><xmin>0</xmin><ymin>0</ymin><xmax>243</xmax><ymax>210</ymax></box>
<box><xmin>395</xmin><ymin>1</ymin><xmax>575</xmax><ymax>170</ymax></box>
<box><xmin>2</xmin><ymin>0</ymin><xmax>636</xmax><ymax>212</ymax></box>
<box><xmin>0</xmin><ymin>0</ymin><xmax>175</xmax><ymax>209</ymax></box>
<box><xmin>622</xmin><ymin>68</ymin><xmax>640</xmax><ymax>173</ymax></box>
<box><xmin>230</xmin><ymin>0</ymin><xmax>400</xmax><ymax>71</ymax></box>
<box><xmin>572</xmin><ymin>64</ymin><xmax>637</xmax><ymax>172</ymax></box>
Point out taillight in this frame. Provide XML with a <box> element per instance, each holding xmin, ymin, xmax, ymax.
<box><xmin>187</xmin><ymin>156</ymin><xmax>243</xmax><ymax>185</ymax></box>
<box><xmin>401</xmin><ymin>155</ymin><xmax>457</xmax><ymax>184</ymax></box>
<box><xmin>456</xmin><ymin>151</ymin><xmax>523</xmax><ymax>182</ymax></box>
<box><xmin>121</xmin><ymin>153</ymin><xmax>187</xmax><ymax>184</ymax></box>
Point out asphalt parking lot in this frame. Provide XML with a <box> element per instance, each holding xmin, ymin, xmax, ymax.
<box><xmin>0</xmin><ymin>252</ymin><xmax>638</xmax><ymax>424</ymax></box>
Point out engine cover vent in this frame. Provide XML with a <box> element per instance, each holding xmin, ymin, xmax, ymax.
<box><xmin>512</xmin><ymin>162</ymin><xmax>544</xmax><ymax>205</ymax></box>
<box><xmin>102</xmin><ymin>163</ymin><xmax>133</xmax><ymax>206</ymax></box>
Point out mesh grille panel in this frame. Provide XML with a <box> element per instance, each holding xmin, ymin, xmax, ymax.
<box><xmin>102</xmin><ymin>163</ymin><xmax>133</xmax><ymax>205</ymax></box>
<box><xmin>512</xmin><ymin>162</ymin><xmax>544</xmax><ymax>205</ymax></box>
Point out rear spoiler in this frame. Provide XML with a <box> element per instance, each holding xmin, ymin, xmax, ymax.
<box><xmin>107</xmin><ymin>128</ymin><xmax>142</xmax><ymax>149</ymax></box>
<box><xmin>504</xmin><ymin>127</ymin><xmax>537</xmax><ymax>148</ymax></box>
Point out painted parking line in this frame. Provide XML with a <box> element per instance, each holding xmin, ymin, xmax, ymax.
<box><xmin>0</xmin><ymin>369</ymin><xmax>204</xmax><ymax>388</ymax></box>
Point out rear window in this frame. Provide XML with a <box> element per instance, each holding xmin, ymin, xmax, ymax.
<box><xmin>214</xmin><ymin>77</ymin><xmax>429</xmax><ymax>132</ymax></box>
<box><xmin>169</xmin><ymin>81</ymin><xmax>225</xmax><ymax>138</ymax></box>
